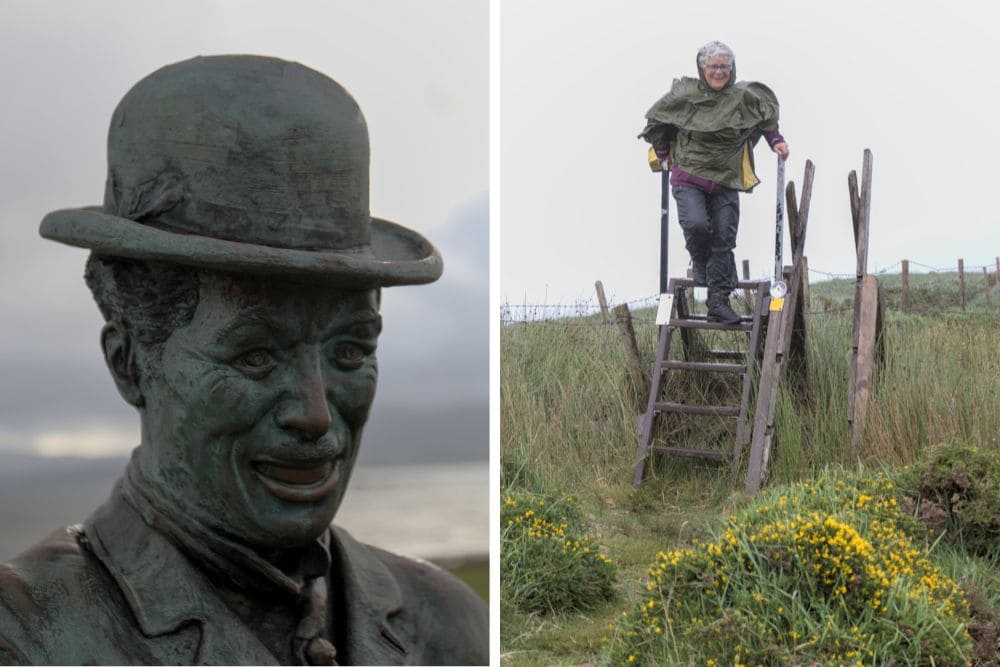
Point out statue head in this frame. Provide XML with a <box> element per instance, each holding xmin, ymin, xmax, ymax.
<box><xmin>40</xmin><ymin>55</ymin><xmax>442</xmax><ymax>549</ymax></box>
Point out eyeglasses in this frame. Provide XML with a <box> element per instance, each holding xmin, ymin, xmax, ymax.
<box><xmin>705</xmin><ymin>63</ymin><xmax>732</xmax><ymax>72</ymax></box>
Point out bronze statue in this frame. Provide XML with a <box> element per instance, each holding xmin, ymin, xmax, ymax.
<box><xmin>0</xmin><ymin>55</ymin><xmax>488</xmax><ymax>666</ymax></box>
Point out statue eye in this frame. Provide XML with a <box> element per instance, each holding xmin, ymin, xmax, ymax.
<box><xmin>234</xmin><ymin>349</ymin><xmax>276</xmax><ymax>376</ymax></box>
<box><xmin>332</xmin><ymin>341</ymin><xmax>370</xmax><ymax>370</ymax></box>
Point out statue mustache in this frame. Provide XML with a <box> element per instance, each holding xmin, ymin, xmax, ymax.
<box><xmin>259</xmin><ymin>434</ymin><xmax>348</xmax><ymax>462</ymax></box>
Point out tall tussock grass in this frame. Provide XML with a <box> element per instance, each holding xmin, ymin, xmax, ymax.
<box><xmin>501</xmin><ymin>313</ymin><xmax>658</xmax><ymax>494</ymax></box>
<box><xmin>502</xmin><ymin>287</ymin><xmax>999</xmax><ymax>496</ymax></box>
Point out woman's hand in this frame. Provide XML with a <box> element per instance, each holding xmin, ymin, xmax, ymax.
<box><xmin>772</xmin><ymin>142</ymin><xmax>790</xmax><ymax>159</ymax></box>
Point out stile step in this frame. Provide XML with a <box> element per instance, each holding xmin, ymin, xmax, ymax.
<box><xmin>671</xmin><ymin>278</ymin><xmax>766</xmax><ymax>290</ymax></box>
<box><xmin>661</xmin><ymin>360</ymin><xmax>746</xmax><ymax>374</ymax></box>
<box><xmin>649</xmin><ymin>445</ymin><xmax>728</xmax><ymax>461</ymax></box>
<box><xmin>653</xmin><ymin>401</ymin><xmax>740</xmax><ymax>417</ymax></box>
<box><xmin>706</xmin><ymin>349</ymin><xmax>745</xmax><ymax>360</ymax></box>
<box><xmin>669</xmin><ymin>318</ymin><xmax>753</xmax><ymax>332</ymax></box>
<box><xmin>678</xmin><ymin>313</ymin><xmax>753</xmax><ymax>323</ymax></box>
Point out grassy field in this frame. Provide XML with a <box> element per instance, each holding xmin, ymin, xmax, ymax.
<box><xmin>500</xmin><ymin>272</ymin><xmax>999</xmax><ymax>665</ymax></box>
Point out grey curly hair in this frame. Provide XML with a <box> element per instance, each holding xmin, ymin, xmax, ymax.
<box><xmin>696</xmin><ymin>41</ymin><xmax>735</xmax><ymax>70</ymax></box>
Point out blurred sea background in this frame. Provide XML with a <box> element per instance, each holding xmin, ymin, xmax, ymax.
<box><xmin>0</xmin><ymin>406</ymin><xmax>488</xmax><ymax>564</ymax></box>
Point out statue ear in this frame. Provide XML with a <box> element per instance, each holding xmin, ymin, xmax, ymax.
<box><xmin>101</xmin><ymin>322</ymin><xmax>145</xmax><ymax>408</ymax></box>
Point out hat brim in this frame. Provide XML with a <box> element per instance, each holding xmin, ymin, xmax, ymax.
<box><xmin>39</xmin><ymin>207</ymin><xmax>442</xmax><ymax>288</ymax></box>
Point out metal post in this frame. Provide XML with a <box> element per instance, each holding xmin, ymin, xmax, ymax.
<box><xmin>659</xmin><ymin>168</ymin><xmax>670</xmax><ymax>294</ymax></box>
<box><xmin>774</xmin><ymin>157</ymin><xmax>786</xmax><ymax>285</ymax></box>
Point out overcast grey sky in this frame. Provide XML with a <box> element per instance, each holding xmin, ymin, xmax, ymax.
<box><xmin>500</xmin><ymin>0</ymin><xmax>1000</xmax><ymax>306</ymax></box>
<box><xmin>0</xmin><ymin>0</ymin><xmax>487</xmax><ymax>458</ymax></box>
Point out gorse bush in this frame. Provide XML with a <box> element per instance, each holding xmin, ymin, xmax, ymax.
<box><xmin>603</xmin><ymin>471</ymin><xmax>973</xmax><ymax>666</ymax></box>
<box><xmin>896</xmin><ymin>441</ymin><xmax>1000</xmax><ymax>558</ymax></box>
<box><xmin>501</xmin><ymin>487</ymin><xmax>616</xmax><ymax>614</ymax></box>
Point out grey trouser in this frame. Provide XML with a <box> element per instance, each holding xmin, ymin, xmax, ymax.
<box><xmin>672</xmin><ymin>185</ymin><xmax>739</xmax><ymax>292</ymax></box>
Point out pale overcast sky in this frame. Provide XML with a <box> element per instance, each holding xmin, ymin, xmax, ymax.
<box><xmin>0</xmin><ymin>0</ymin><xmax>487</xmax><ymax>459</ymax></box>
<box><xmin>500</xmin><ymin>0</ymin><xmax>1000</xmax><ymax>306</ymax></box>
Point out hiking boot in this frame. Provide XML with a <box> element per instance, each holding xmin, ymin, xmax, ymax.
<box><xmin>691</xmin><ymin>260</ymin><xmax>707</xmax><ymax>286</ymax></box>
<box><xmin>707</xmin><ymin>290</ymin><xmax>741</xmax><ymax>325</ymax></box>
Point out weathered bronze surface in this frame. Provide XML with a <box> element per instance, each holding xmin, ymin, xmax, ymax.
<box><xmin>0</xmin><ymin>55</ymin><xmax>487</xmax><ymax>666</ymax></box>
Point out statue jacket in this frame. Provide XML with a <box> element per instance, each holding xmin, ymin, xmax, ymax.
<box><xmin>0</xmin><ymin>489</ymin><xmax>488</xmax><ymax>665</ymax></box>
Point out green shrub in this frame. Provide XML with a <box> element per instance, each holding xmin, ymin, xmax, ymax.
<box><xmin>501</xmin><ymin>487</ymin><xmax>616</xmax><ymax>614</ymax></box>
<box><xmin>603</xmin><ymin>471</ymin><xmax>972</xmax><ymax>666</ymax></box>
<box><xmin>896</xmin><ymin>441</ymin><xmax>1000</xmax><ymax>558</ymax></box>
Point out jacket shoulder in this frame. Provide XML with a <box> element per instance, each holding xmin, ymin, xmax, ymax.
<box><xmin>0</xmin><ymin>526</ymin><xmax>91</xmax><ymax>663</ymax></box>
<box><xmin>0</xmin><ymin>525</ymin><xmax>137</xmax><ymax>665</ymax></box>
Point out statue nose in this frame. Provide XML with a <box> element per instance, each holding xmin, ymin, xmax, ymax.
<box><xmin>278</xmin><ymin>349</ymin><xmax>333</xmax><ymax>439</ymax></box>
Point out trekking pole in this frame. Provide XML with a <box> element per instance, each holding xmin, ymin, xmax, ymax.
<box><xmin>771</xmin><ymin>156</ymin><xmax>787</xmax><ymax>298</ymax></box>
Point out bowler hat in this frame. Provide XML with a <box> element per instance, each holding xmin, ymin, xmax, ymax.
<box><xmin>40</xmin><ymin>55</ymin><xmax>442</xmax><ymax>287</ymax></box>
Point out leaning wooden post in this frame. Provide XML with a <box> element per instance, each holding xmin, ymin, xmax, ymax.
<box><xmin>958</xmin><ymin>259</ymin><xmax>966</xmax><ymax>311</ymax></box>
<box><xmin>779</xmin><ymin>161</ymin><xmax>814</xmax><ymax>389</ymax></box>
<box><xmin>902</xmin><ymin>260</ymin><xmax>910</xmax><ymax>312</ymax></box>
<box><xmin>614</xmin><ymin>304</ymin><xmax>645</xmax><ymax>398</ymax></box>
<box><xmin>744</xmin><ymin>159</ymin><xmax>815</xmax><ymax>493</ymax></box>
<box><xmin>847</xmin><ymin>149</ymin><xmax>880</xmax><ymax>458</ymax></box>
<box><xmin>595</xmin><ymin>280</ymin><xmax>610</xmax><ymax>324</ymax></box>
<box><xmin>745</xmin><ymin>297</ymin><xmax>783</xmax><ymax>494</ymax></box>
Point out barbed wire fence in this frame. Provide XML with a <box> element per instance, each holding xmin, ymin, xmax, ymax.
<box><xmin>502</xmin><ymin>257</ymin><xmax>1000</xmax><ymax>325</ymax></box>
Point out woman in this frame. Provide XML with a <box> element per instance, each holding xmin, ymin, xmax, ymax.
<box><xmin>640</xmin><ymin>41</ymin><xmax>789</xmax><ymax>324</ymax></box>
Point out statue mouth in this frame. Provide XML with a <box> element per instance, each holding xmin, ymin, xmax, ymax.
<box><xmin>252</xmin><ymin>459</ymin><xmax>340</xmax><ymax>503</ymax></box>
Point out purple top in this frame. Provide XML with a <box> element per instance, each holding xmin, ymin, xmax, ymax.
<box><xmin>658</xmin><ymin>127</ymin><xmax>785</xmax><ymax>193</ymax></box>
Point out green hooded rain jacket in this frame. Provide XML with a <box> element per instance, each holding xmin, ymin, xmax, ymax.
<box><xmin>639</xmin><ymin>61</ymin><xmax>779</xmax><ymax>192</ymax></box>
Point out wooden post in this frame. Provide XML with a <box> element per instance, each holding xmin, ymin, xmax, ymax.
<box><xmin>744</xmin><ymin>159</ymin><xmax>815</xmax><ymax>494</ymax></box>
<box><xmin>848</xmin><ymin>171</ymin><xmax>860</xmax><ymax>248</ymax></box>
<box><xmin>983</xmin><ymin>267</ymin><xmax>992</xmax><ymax>304</ymax></box>
<box><xmin>902</xmin><ymin>259</ymin><xmax>910</xmax><ymax>312</ymax></box>
<box><xmin>614</xmin><ymin>304</ymin><xmax>645</xmax><ymax>397</ymax></box>
<box><xmin>958</xmin><ymin>259</ymin><xmax>966</xmax><ymax>311</ymax></box>
<box><xmin>800</xmin><ymin>256</ymin><xmax>811</xmax><ymax>314</ymax></box>
<box><xmin>855</xmin><ymin>151</ymin><xmax>873</xmax><ymax>279</ymax></box>
<box><xmin>849</xmin><ymin>276</ymin><xmax>880</xmax><ymax>455</ymax></box>
<box><xmin>595</xmin><ymin>280</ymin><xmax>610</xmax><ymax>324</ymax></box>
<box><xmin>995</xmin><ymin>256</ymin><xmax>999</xmax><ymax>284</ymax></box>
<box><xmin>746</xmin><ymin>297</ymin><xmax>783</xmax><ymax>494</ymax></box>
<box><xmin>847</xmin><ymin>150</ymin><xmax>877</xmax><ymax>458</ymax></box>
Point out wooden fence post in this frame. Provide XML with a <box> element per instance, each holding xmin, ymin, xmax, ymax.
<box><xmin>613</xmin><ymin>304</ymin><xmax>645</xmax><ymax>397</ymax></box>
<box><xmin>983</xmin><ymin>267</ymin><xmax>993</xmax><ymax>305</ymax></box>
<box><xmin>847</xmin><ymin>150</ymin><xmax>879</xmax><ymax>458</ymax></box>
<box><xmin>958</xmin><ymin>259</ymin><xmax>966</xmax><ymax>311</ymax></box>
<box><xmin>902</xmin><ymin>259</ymin><xmax>910</xmax><ymax>312</ymax></box>
<box><xmin>595</xmin><ymin>280</ymin><xmax>610</xmax><ymax>324</ymax></box>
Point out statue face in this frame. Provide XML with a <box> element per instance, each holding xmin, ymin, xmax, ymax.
<box><xmin>136</xmin><ymin>273</ymin><xmax>381</xmax><ymax>549</ymax></box>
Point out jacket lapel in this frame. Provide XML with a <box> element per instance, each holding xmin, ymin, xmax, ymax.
<box><xmin>329</xmin><ymin>526</ymin><xmax>411</xmax><ymax>665</ymax></box>
<box><xmin>85</xmin><ymin>489</ymin><xmax>279</xmax><ymax>666</ymax></box>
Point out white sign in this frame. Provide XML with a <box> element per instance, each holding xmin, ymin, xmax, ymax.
<box><xmin>655</xmin><ymin>293</ymin><xmax>674</xmax><ymax>325</ymax></box>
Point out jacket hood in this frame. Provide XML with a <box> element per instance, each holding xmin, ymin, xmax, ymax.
<box><xmin>697</xmin><ymin>55</ymin><xmax>736</xmax><ymax>92</ymax></box>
